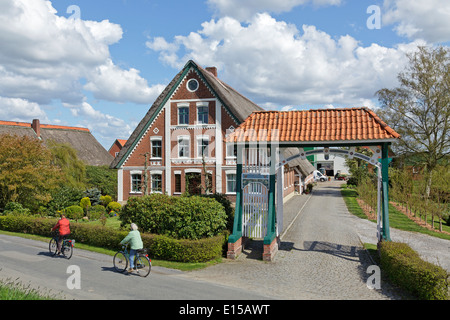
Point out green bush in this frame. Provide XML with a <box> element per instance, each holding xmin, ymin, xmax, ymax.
<box><xmin>200</xmin><ymin>193</ymin><xmax>234</xmax><ymax>232</ymax></box>
<box><xmin>0</xmin><ymin>215</ymin><xmax>225</xmax><ymax>262</ymax></box>
<box><xmin>2</xmin><ymin>202</ymin><xmax>31</xmax><ymax>216</ymax></box>
<box><xmin>79</xmin><ymin>197</ymin><xmax>91</xmax><ymax>213</ymax></box>
<box><xmin>120</xmin><ymin>194</ymin><xmax>227</xmax><ymax>240</ymax></box>
<box><xmin>379</xmin><ymin>241</ymin><xmax>449</xmax><ymax>300</ymax></box>
<box><xmin>100</xmin><ymin>195</ymin><xmax>112</xmax><ymax>207</ymax></box>
<box><xmin>88</xmin><ymin>205</ymin><xmax>106</xmax><ymax>220</ymax></box>
<box><xmin>64</xmin><ymin>205</ymin><xmax>84</xmax><ymax>221</ymax></box>
<box><xmin>106</xmin><ymin>201</ymin><xmax>121</xmax><ymax>214</ymax></box>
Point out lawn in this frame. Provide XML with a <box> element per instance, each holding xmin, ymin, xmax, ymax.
<box><xmin>341</xmin><ymin>185</ymin><xmax>450</xmax><ymax>241</ymax></box>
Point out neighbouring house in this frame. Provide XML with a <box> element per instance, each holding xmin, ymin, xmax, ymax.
<box><xmin>110</xmin><ymin>60</ymin><xmax>314</xmax><ymax>203</ymax></box>
<box><xmin>109</xmin><ymin>139</ymin><xmax>127</xmax><ymax>157</ymax></box>
<box><xmin>0</xmin><ymin>119</ymin><xmax>113</xmax><ymax>166</ymax></box>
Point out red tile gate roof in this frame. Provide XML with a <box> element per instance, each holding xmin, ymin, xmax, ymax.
<box><xmin>226</xmin><ymin>107</ymin><xmax>400</xmax><ymax>143</ymax></box>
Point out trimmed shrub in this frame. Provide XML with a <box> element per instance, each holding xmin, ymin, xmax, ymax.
<box><xmin>100</xmin><ymin>195</ymin><xmax>112</xmax><ymax>207</ymax></box>
<box><xmin>2</xmin><ymin>202</ymin><xmax>31</xmax><ymax>216</ymax></box>
<box><xmin>106</xmin><ymin>201</ymin><xmax>121</xmax><ymax>214</ymax></box>
<box><xmin>379</xmin><ymin>241</ymin><xmax>449</xmax><ymax>300</ymax></box>
<box><xmin>120</xmin><ymin>194</ymin><xmax>227</xmax><ymax>240</ymax></box>
<box><xmin>80</xmin><ymin>197</ymin><xmax>91</xmax><ymax>213</ymax></box>
<box><xmin>88</xmin><ymin>205</ymin><xmax>106</xmax><ymax>220</ymax></box>
<box><xmin>64</xmin><ymin>205</ymin><xmax>83</xmax><ymax>221</ymax></box>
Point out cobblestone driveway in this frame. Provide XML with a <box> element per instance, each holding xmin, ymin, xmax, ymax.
<box><xmin>182</xmin><ymin>181</ymin><xmax>449</xmax><ymax>300</ymax></box>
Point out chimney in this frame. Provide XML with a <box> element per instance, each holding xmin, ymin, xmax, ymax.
<box><xmin>31</xmin><ymin>119</ymin><xmax>40</xmax><ymax>138</ymax></box>
<box><xmin>206</xmin><ymin>67</ymin><xmax>217</xmax><ymax>77</ymax></box>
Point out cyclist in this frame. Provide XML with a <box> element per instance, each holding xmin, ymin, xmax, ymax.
<box><xmin>51</xmin><ymin>213</ymin><xmax>71</xmax><ymax>255</ymax></box>
<box><xmin>120</xmin><ymin>223</ymin><xmax>143</xmax><ymax>273</ymax></box>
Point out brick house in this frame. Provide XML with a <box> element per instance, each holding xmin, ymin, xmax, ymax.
<box><xmin>110</xmin><ymin>60</ymin><xmax>314</xmax><ymax>203</ymax></box>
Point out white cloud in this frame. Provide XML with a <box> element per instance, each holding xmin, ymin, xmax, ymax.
<box><xmin>147</xmin><ymin>13</ymin><xmax>422</xmax><ymax>107</ymax></box>
<box><xmin>0</xmin><ymin>97</ymin><xmax>48</xmax><ymax>121</ymax></box>
<box><xmin>84</xmin><ymin>59</ymin><xmax>165</xmax><ymax>104</ymax></box>
<box><xmin>0</xmin><ymin>0</ymin><xmax>159</xmax><ymax>107</ymax></box>
<box><xmin>383</xmin><ymin>0</ymin><xmax>450</xmax><ymax>43</ymax></box>
<box><xmin>63</xmin><ymin>100</ymin><xmax>136</xmax><ymax>145</ymax></box>
<box><xmin>207</xmin><ymin>0</ymin><xmax>342</xmax><ymax>21</ymax></box>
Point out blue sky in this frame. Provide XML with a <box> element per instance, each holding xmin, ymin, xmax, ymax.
<box><xmin>0</xmin><ymin>0</ymin><xmax>448</xmax><ymax>149</ymax></box>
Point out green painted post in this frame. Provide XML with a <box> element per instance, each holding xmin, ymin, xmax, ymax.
<box><xmin>229</xmin><ymin>158</ymin><xmax>243</xmax><ymax>243</ymax></box>
<box><xmin>381</xmin><ymin>143</ymin><xmax>391</xmax><ymax>241</ymax></box>
<box><xmin>264</xmin><ymin>146</ymin><xmax>277</xmax><ymax>245</ymax></box>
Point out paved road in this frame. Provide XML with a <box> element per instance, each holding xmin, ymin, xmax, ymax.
<box><xmin>182</xmin><ymin>181</ymin><xmax>450</xmax><ymax>300</ymax></box>
<box><xmin>0</xmin><ymin>234</ymin><xmax>272</xmax><ymax>300</ymax></box>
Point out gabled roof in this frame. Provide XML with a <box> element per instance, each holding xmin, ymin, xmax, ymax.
<box><xmin>226</xmin><ymin>107</ymin><xmax>400</xmax><ymax>145</ymax></box>
<box><xmin>111</xmin><ymin>60</ymin><xmax>262</xmax><ymax>169</ymax></box>
<box><xmin>0</xmin><ymin>120</ymin><xmax>113</xmax><ymax>166</ymax></box>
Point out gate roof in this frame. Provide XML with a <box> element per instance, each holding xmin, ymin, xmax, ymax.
<box><xmin>226</xmin><ymin>107</ymin><xmax>400</xmax><ymax>146</ymax></box>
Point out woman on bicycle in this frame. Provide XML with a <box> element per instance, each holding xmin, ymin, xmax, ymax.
<box><xmin>120</xmin><ymin>223</ymin><xmax>143</xmax><ymax>273</ymax></box>
<box><xmin>51</xmin><ymin>213</ymin><xmax>71</xmax><ymax>255</ymax></box>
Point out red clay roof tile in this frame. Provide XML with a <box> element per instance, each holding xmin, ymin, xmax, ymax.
<box><xmin>227</xmin><ymin>107</ymin><xmax>400</xmax><ymax>143</ymax></box>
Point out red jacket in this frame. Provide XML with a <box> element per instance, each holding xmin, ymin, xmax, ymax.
<box><xmin>52</xmin><ymin>218</ymin><xmax>70</xmax><ymax>235</ymax></box>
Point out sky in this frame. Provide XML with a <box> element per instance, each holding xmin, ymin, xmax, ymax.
<box><xmin>0</xmin><ymin>0</ymin><xmax>449</xmax><ymax>150</ymax></box>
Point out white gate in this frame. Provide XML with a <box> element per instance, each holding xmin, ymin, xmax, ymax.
<box><xmin>243</xmin><ymin>182</ymin><xmax>269</xmax><ymax>238</ymax></box>
<box><xmin>242</xmin><ymin>147</ymin><xmax>270</xmax><ymax>239</ymax></box>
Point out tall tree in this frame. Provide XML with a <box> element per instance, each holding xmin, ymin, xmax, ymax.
<box><xmin>0</xmin><ymin>134</ymin><xmax>64</xmax><ymax>211</ymax></box>
<box><xmin>376</xmin><ymin>46</ymin><xmax>450</xmax><ymax>197</ymax></box>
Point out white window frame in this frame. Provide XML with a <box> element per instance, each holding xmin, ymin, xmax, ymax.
<box><xmin>177</xmin><ymin>103</ymin><xmax>189</xmax><ymax>125</ymax></box>
<box><xmin>130</xmin><ymin>170</ymin><xmax>143</xmax><ymax>194</ymax></box>
<box><xmin>150</xmin><ymin>136</ymin><xmax>162</xmax><ymax>159</ymax></box>
<box><xmin>178</xmin><ymin>135</ymin><xmax>190</xmax><ymax>158</ymax></box>
<box><xmin>150</xmin><ymin>171</ymin><xmax>163</xmax><ymax>193</ymax></box>
<box><xmin>196</xmin><ymin>135</ymin><xmax>209</xmax><ymax>158</ymax></box>
<box><xmin>225</xmin><ymin>170</ymin><xmax>237</xmax><ymax>194</ymax></box>
<box><xmin>196</xmin><ymin>102</ymin><xmax>209</xmax><ymax>124</ymax></box>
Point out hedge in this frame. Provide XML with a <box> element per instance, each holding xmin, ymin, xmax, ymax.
<box><xmin>379</xmin><ymin>241</ymin><xmax>449</xmax><ymax>300</ymax></box>
<box><xmin>120</xmin><ymin>194</ymin><xmax>227</xmax><ymax>240</ymax></box>
<box><xmin>0</xmin><ymin>215</ymin><xmax>225</xmax><ymax>263</ymax></box>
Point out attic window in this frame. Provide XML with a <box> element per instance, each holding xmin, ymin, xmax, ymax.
<box><xmin>187</xmin><ymin>78</ymin><xmax>199</xmax><ymax>92</ymax></box>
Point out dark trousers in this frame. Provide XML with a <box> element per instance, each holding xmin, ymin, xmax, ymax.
<box><xmin>57</xmin><ymin>233</ymin><xmax>70</xmax><ymax>251</ymax></box>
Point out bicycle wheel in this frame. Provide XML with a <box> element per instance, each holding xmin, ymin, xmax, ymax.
<box><xmin>62</xmin><ymin>241</ymin><xmax>73</xmax><ymax>259</ymax></box>
<box><xmin>113</xmin><ymin>252</ymin><xmax>128</xmax><ymax>273</ymax></box>
<box><xmin>49</xmin><ymin>238</ymin><xmax>58</xmax><ymax>255</ymax></box>
<box><xmin>134</xmin><ymin>255</ymin><xmax>151</xmax><ymax>277</ymax></box>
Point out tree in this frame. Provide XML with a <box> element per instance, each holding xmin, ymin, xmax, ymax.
<box><xmin>48</xmin><ymin>141</ymin><xmax>87</xmax><ymax>189</ymax></box>
<box><xmin>0</xmin><ymin>134</ymin><xmax>63</xmax><ymax>211</ymax></box>
<box><xmin>376</xmin><ymin>46</ymin><xmax>450</xmax><ymax>197</ymax></box>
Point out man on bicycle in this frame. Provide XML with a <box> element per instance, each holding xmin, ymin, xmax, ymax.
<box><xmin>120</xmin><ymin>223</ymin><xmax>143</xmax><ymax>273</ymax></box>
<box><xmin>51</xmin><ymin>213</ymin><xmax>71</xmax><ymax>255</ymax></box>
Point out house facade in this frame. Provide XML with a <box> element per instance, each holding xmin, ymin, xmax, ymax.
<box><xmin>110</xmin><ymin>61</ymin><xmax>262</xmax><ymax>202</ymax></box>
<box><xmin>110</xmin><ymin>60</ymin><xmax>315</xmax><ymax>203</ymax></box>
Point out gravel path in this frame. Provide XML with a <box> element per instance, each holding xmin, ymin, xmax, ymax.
<box><xmin>181</xmin><ymin>181</ymin><xmax>450</xmax><ymax>300</ymax></box>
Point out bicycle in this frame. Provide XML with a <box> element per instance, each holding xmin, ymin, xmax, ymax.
<box><xmin>113</xmin><ymin>244</ymin><xmax>151</xmax><ymax>277</ymax></box>
<box><xmin>49</xmin><ymin>232</ymin><xmax>74</xmax><ymax>259</ymax></box>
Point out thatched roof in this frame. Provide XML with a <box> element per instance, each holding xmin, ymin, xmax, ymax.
<box><xmin>0</xmin><ymin>120</ymin><xmax>113</xmax><ymax>166</ymax></box>
<box><xmin>281</xmin><ymin>148</ymin><xmax>315</xmax><ymax>177</ymax></box>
